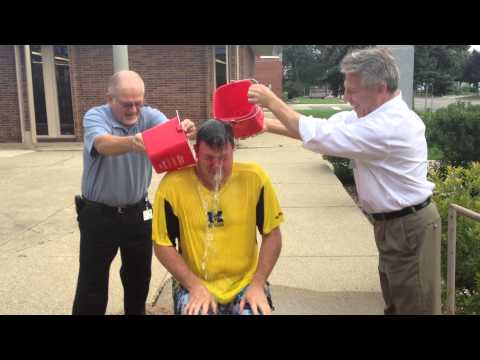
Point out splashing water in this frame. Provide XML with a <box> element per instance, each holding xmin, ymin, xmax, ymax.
<box><xmin>197</xmin><ymin>167</ymin><xmax>223</xmax><ymax>280</ymax></box>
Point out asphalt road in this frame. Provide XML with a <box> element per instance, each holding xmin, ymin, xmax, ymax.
<box><xmin>414</xmin><ymin>95</ymin><xmax>480</xmax><ymax>111</ymax></box>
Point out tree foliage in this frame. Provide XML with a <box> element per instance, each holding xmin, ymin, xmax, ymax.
<box><xmin>463</xmin><ymin>50</ymin><xmax>480</xmax><ymax>88</ymax></box>
<box><xmin>282</xmin><ymin>45</ymin><xmax>370</xmax><ymax>98</ymax></box>
<box><xmin>282</xmin><ymin>45</ymin><xmax>471</xmax><ymax>98</ymax></box>
<box><xmin>428</xmin><ymin>102</ymin><xmax>480</xmax><ymax>167</ymax></box>
<box><xmin>413</xmin><ymin>45</ymin><xmax>470</xmax><ymax>96</ymax></box>
<box><xmin>429</xmin><ymin>163</ymin><xmax>480</xmax><ymax>314</ymax></box>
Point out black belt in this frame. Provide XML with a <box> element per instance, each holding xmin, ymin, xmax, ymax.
<box><xmin>82</xmin><ymin>196</ymin><xmax>147</xmax><ymax>215</ymax></box>
<box><xmin>370</xmin><ymin>197</ymin><xmax>431</xmax><ymax>221</ymax></box>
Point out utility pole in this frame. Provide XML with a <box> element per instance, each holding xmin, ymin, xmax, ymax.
<box><xmin>379</xmin><ymin>45</ymin><xmax>415</xmax><ymax>109</ymax></box>
<box><xmin>112</xmin><ymin>45</ymin><xmax>129</xmax><ymax>72</ymax></box>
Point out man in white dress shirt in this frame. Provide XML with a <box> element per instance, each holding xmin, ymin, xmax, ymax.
<box><xmin>247</xmin><ymin>47</ymin><xmax>441</xmax><ymax>315</ymax></box>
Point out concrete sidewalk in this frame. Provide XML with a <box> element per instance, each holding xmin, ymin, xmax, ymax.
<box><xmin>0</xmin><ymin>132</ymin><xmax>383</xmax><ymax>315</ymax></box>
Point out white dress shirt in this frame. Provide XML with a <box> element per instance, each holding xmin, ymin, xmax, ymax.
<box><xmin>298</xmin><ymin>93</ymin><xmax>434</xmax><ymax>214</ymax></box>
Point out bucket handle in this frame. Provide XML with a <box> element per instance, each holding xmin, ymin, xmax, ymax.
<box><xmin>175</xmin><ymin>110</ymin><xmax>184</xmax><ymax>132</ymax></box>
<box><xmin>230</xmin><ymin>78</ymin><xmax>259</xmax><ymax>85</ymax></box>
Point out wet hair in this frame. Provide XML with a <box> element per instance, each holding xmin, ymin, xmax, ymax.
<box><xmin>340</xmin><ymin>47</ymin><xmax>399</xmax><ymax>93</ymax></box>
<box><xmin>196</xmin><ymin>119</ymin><xmax>234</xmax><ymax>150</ymax></box>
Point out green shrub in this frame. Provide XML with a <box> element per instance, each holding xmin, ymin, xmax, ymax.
<box><xmin>414</xmin><ymin>111</ymin><xmax>442</xmax><ymax>160</ymax></box>
<box><xmin>428</xmin><ymin>145</ymin><xmax>444</xmax><ymax>161</ymax></box>
<box><xmin>284</xmin><ymin>80</ymin><xmax>305</xmax><ymax>100</ymax></box>
<box><xmin>462</xmin><ymin>85</ymin><xmax>478</xmax><ymax>94</ymax></box>
<box><xmin>323</xmin><ymin>155</ymin><xmax>355</xmax><ymax>186</ymax></box>
<box><xmin>428</xmin><ymin>102</ymin><xmax>480</xmax><ymax>167</ymax></box>
<box><xmin>429</xmin><ymin>162</ymin><xmax>480</xmax><ymax>314</ymax></box>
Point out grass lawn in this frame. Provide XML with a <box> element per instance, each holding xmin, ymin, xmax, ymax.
<box><xmin>297</xmin><ymin>108</ymin><xmax>350</xmax><ymax>119</ymax></box>
<box><xmin>289</xmin><ymin>96</ymin><xmax>346</xmax><ymax>104</ymax></box>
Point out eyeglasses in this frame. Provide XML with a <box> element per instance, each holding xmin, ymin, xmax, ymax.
<box><xmin>115</xmin><ymin>99</ymin><xmax>144</xmax><ymax>110</ymax></box>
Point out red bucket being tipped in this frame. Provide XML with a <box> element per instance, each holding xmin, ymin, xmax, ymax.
<box><xmin>142</xmin><ymin>113</ymin><xmax>196</xmax><ymax>174</ymax></box>
<box><xmin>213</xmin><ymin>79</ymin><xmax>264</xmax><ymax>138</ymax></box>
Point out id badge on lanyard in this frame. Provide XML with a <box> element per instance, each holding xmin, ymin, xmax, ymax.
<box><xmin>143</xmin><ymin>200</ymin><xmax>153</xmax><ymax>221</ymax></box>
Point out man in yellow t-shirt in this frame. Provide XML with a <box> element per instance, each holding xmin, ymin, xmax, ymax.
<box><xmin>152</xmin><ymin>119</ymin><xmax>284</xmax><ymax>315</ymax></box>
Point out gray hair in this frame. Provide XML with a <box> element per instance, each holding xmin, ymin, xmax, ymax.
<box><xmin>107</xmin><ymin>70</ymin><xmax>145</xmax><ymax>98</ymax></box>
<box><xmin>340</xmin><ymin>47</ymin><xmax>400</xmax><ymax>92</ymax></box>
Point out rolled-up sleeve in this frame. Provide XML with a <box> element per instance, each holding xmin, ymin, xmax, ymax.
<box><xmin>299</xmin><ymin>111</ymin><xmax>389</xmax><ymax>161</ymax></box>
<box><xmin>83</xmin><ymin>109</ymin><xmax>111</xmax><ymax>157</ymax></box>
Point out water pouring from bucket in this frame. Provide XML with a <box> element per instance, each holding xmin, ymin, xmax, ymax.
<box><xmin>213</xmin><ymin>79</ymin><xmax>264</xmax><ymax>139</ymax></box>
<box><xmin>197</xmin><ymin>166</ymin><xmax>223</xmax><ymax>280</ymax></box>
<box><xmin>142</xmin><ymin>111</ymin><xmax>197</xmax><ymax>173</ymax></box>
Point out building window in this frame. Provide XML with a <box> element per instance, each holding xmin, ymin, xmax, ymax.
<box><xmin>215</xmin><ymin>45</ymin><xmax>229</xmax><ymax>88</ymax></box>
<box><xmin>29</xmin><ymin>45</ymin><xmax>74</xmax><ymax>137</ymax></box>
<box><xmin>54</xmin><ymin>45</ymin><xmax>74</xmax><ymax>135</ymax></box>
<box><xmin>30</xmin><ymin>45</ymin><xmax>48</xmax><ymax>135</ymax></box>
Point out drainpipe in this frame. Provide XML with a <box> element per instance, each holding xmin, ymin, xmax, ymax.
<box><xmin>14</xmin><ymin>45</ymin><xmax>25</xmax><ymax>145</ymax></box>
<box><xmin>112</xmin><ymin>45</ymin><xmax>129</xmax><ymax>72</ymax></box>
<box><xmin>24</xmin><ymin>45</ymin><xmax>37</xmax><ymax>146</ymax></box>
<box><xmin>236</xmin><ymin>45</ymin><xmax>240</xmax><ymax>80</ymax></box>
<box><xmin>225</xmin><ymin>45</ymin><xmax>229</xmax><ymax>82</ymax></box>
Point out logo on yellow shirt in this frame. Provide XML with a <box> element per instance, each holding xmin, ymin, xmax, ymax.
<box><xmin>207</xmin><ymin>210</ymin><xmax>224</xmax><ymax>228</ymax></box>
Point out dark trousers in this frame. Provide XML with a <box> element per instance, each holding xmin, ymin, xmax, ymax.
<box><xmin>72</xmin><ymin>200</ymin><xmax>152</xmax><ymax>315</ymax></box>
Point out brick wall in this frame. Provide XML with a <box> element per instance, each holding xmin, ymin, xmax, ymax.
<box><xmin>255</xmin><ymin>56</ymin><xmax>283</xmax><ymax>98</ymax></box>
<box><xmin>70</xmin><ymin>45</ymin><xmax>214</xmax><ymax>138</ymax></box>
<box><xmin>129</xmin><ymin>45</ymin><xmax>210</xmax><ymax>124</ymax></box>
<box><xmin>0</xmin><ymin>46</ymin><xmax>21</xmax><ymax>142</ymax></box>
<box><xmin>0</xmin><ymin>45</ymin><xmax>256</xmax><ymax>143</ymax></box>
<box><xmin>69</xmin><ymin>45</ymin><xmax>114</xmax><ymax>141</ymax></box>
<box><xmin>206</xmin><ymin>46</ymin><xmax>214</xmax><ymax>119</ymax></box>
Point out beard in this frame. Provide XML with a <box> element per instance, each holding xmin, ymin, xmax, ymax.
<box><xmin>121</xmin><ymin>115</ymin><xmax>139</xmax><ymax>127</ymax></box>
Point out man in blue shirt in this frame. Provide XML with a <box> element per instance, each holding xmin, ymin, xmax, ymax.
<box><xmin>72</xmin><ymin>70</ymin><xmax>196</xmax><ymax>315</ymax></box>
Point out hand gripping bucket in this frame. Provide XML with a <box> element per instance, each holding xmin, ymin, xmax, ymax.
<box><xmin>142</xmin><ymin>112</ymin><xmax>196</xmax><ymax>174</ymax></box>
<box><xmin>213</xmin><ymin>79</ymin><xmax>264</xmax><ymax>138</ymax></box>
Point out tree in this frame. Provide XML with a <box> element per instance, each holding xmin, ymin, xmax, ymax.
<box><xmin>282</xmin><ymin>45</ymin><xmax>470</xmax><ymax>99</ymax></box>
<box><xmin>282</xmin><ymin>45</ymin><xmax>370</xmax><ymax>98</ymax></box>
<box><xmin>414</xmin><ymin>45</ymin><xmax>470</xmax><ymax>96</ymax></box>
<box><xmin>282</xmin><ymin>45</ymin><xmax>321</xmax><ymax>98</ymax></box>
<box><xmin>463</xmin><ymin>50</ymin><xmax>480</xmax><ymax>91</ymax></box>
<box><xmin>313</xmin><ymin>45</ymin><xmax>372</xmax><ymax>96</ymax></box>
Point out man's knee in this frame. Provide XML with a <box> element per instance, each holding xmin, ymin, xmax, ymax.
<box><xmin>388</xmin><ymin>268</ymin><xmax>426</xmax><ymax>315</ymax></box>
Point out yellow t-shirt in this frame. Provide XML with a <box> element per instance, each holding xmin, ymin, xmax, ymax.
<box><xmin>152</xmin><ymin>162</ymin><xmax>284</xmax><ymax>304</ymax></box>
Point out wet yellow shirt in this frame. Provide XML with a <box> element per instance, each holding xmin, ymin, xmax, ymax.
<box><xmin>152</xmin><ymin>162</ymin><xmax>284</xmax><ymax>304</ymax></box>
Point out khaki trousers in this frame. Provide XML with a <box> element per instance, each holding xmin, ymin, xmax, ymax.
<box><xmin>373</xmin><ymin>202</ymin><xmax>442</xmax><ymax>315</ymax></box>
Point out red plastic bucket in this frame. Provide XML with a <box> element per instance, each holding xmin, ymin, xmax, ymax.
<box><xmin>142</xmin><ymin>115</ymin><xmax>196</xmax><ymax>174</ymax></box>
<box><xmin>213</xmin><ymin>79</ymin><xmax>264</xmax><ymax>138</ymax></box>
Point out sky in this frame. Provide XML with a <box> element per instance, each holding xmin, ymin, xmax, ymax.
<box><xmin>470</xmin><ymin>45</ymin><xmax>480</xmax><ymax>52</ymax></box>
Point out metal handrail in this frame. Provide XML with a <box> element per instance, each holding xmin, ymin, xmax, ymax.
<box><xmin>447</xmin><ymin>203</ymin><xmax>480</xmax><ymax>315</ymax></box>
